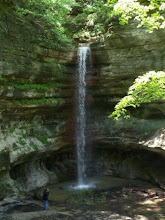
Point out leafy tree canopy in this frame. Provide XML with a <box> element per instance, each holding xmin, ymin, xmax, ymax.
<box><xmin>3</xmin><ymin>0</ymin><xmax>165</xmax><ymax>46</ymax></box>
<box><xmin>72</xmin><ymin>0</ymin><xmax>111</xmax><ymax>41</ymax></box>
<box><xmin>71</xmin><ymin>0</ymin><xmax>165</xmax><ymax>41</ymax></box>
<box><xmin>108</xmin><ymin>0</ymin><xmax>165</xmax><ymax>32</ymax></box>
<box><xmin>109</xmin><ymin>71</ymin><xmax>165</xmax><ymax>120</ymax></box>
<box><xmin>4</xmin><ymin>0</ymin><xmax>77</xmax><ymax>49</ymax></box>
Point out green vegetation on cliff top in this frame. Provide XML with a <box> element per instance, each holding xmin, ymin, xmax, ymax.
<box><xmin>72</xmin><ymin>0</ymin><xmax>165</xmax><ymax>40</ymax></box>
<box><xmin>108</xmin><ymin>0</ymin><xmax>165</xmax><ymax>31</ymax></box>
<box><xmin>2</xmin><ymin>0</ymin><xmax>165</xmax><ymax>43</ymax></box>
<box><xmin>73</xmin><ymin>0</ymin><xmax>165</xmax><ymax>119</ymax></box>
<box><xmin>2</xmin><ymin>0</ymin><xmax>77</xmax><ymax>49</ymax></box>
<box><xmin>4</xmin><ymin>0</ymin><xmax>164</xmax><ymax>44</ymax></box>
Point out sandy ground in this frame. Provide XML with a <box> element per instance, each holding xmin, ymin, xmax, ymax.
<box><xmin>1</xmin><ymin>177</ymin><xmax>165</xmax><ymax>220</ymax></box>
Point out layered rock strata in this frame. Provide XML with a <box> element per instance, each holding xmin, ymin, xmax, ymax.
<box><xmin>88</xmin><ymin>20</ymin><xmax>165</xmax><ymax>189</ymax></box>
<box><xmin>0</xmin><ymin>8</ymin><xmax>165</xmax><ymax>197</ymax></box>
<box><xmin>0</xmin><ymin>8</ymin><xmax>77</xmax><ymax>197</ymax></box>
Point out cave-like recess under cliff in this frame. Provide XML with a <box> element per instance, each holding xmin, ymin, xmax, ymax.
<box><xmin>0</xmin><ymin>4</ymin><xmax>165</xmax><ymax>198</ymax></box>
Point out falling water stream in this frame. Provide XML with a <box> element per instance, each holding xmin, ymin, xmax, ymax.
<box><xmin>74</xmin><ymin>44</ymin><xmax>94</xmax><ymax>190</ymax></box>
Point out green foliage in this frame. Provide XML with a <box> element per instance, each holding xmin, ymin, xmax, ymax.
<box><xmin>18</xmin><ymin>137</ymin><xmax>26</xmax><ymax>146</ymax></box>
<box><xmin>72</xmin><ymin>0</ymin><xmax>165</xmax><ymax>40</ymax></box>
<box><xmin>0</xmin><ymin>77</ymin><xmax>7</xmax><ymax>84</ymax></box>
<box><xmin>29</xmin><ymin>141</ymin><xmax>38</xmax><ymax>150</ymax></box>
<box><xmin>36</xmin><ymin>135</ymin><xmax>48</xmax><ymax>143</ymax></box>
<box><xmin>108</xmin><ymin>0</ymin><xmax>165</xmax><ymax>31</ymax></box>
<box><xmin>12</xmin><ymin>97</ymin><xmax>63</xmax><ymax>105</ymax></box>
<box><xmin>72</xmin><ymin>0</ymin><xmax>111</xmax><ymax>40</ymax></box>
<box><xmin>68</xmin><ymin>190</ymin><xmax>109</xmax><ymax>205</ymax></box>
<box><xmin>2</xmin><ymin>0</ymin><xmax>165</xmax><ymax>45</ymax></box>
<box><xmin>9</xmin><ymin>128</ymin><xmax>15</xmax><ymax>134</ymax></box>
<box><xmin>0</xmin><ymin>77</ymin><xmax>64</xmax><ymax>108</ymax></box>
<box><xmin>7</xmin><ymin>82</ymin><xmax>62</xmax><ymax>91</ymax></box>
<box><xmin>0</xmin><ymin>77</ymin><xmax>62</xmax><ymax>94</ymax></box>
<box><xmin>12</xmin><ymin>0</ymin><xmax>77</xmax><ymax>49</ymax></box>
<box><xmin>107</xmin><ymin>1</ymin><xmax>165</xmax><ymax>121</ymax></box>
<box><xmin>110</xmin><ymin>71</ymin><xmax>165</xmax><ymax>120</ymax></box>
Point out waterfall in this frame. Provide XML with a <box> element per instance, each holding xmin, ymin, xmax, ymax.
<box><xmin>75</xmin><ymin>45</ymin><xmax>91</xmax><ymax>188</ymax></box>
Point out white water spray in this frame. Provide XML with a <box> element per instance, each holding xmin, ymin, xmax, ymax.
<box><xmin>75</xmin><ymin>45</ymin><xmax>92</xmax><ymax>189</ymax></box>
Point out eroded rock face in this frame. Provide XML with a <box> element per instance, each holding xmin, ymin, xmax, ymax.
<box><xmin>0</xmin><ymin>7</ymin><xmax>165</xmax><ymax>198</ymax></box>
<box><xmin>0</xmin><ymin>8</ymin><xmax>76</xmax><ymax>197</ymax></box>
<box><xmin>90</xmin><ymin>20</ymin><xmax>165</xmax><ymax>113</ymax></box>
<box><xmin>89</xmin><ymin>142</ymin><xmax>165</xmax><ymax>190</ymax></box>
<box><xmin>87</xmin><ymin>20</ymin><xmax>165</xmax><ymax>189</ymax></box>
<box><xmin>88</xmin><ymin>19</ymin><xmax>165</xmax><ymax>143</ymax></box>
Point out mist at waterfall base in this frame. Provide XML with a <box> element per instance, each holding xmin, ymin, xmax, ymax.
<box><xmin>71</xmin><ymin>45</ymin><xmax>95</xmax><ymax>190</ymax></box>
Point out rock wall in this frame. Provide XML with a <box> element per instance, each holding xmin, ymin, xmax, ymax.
<box><xmin>89</xmin><ymin>19</ymin><xmax>165</xmax><ymax>142</ymax></box>
<box><xmin>0</xmin><ymin>6</ymin><xmax>165</xmax><ymax>198</ymax></box>
<box><xmin>88</xmin><ymin>20</ymin><xmax>165</xmax><ymax>189</ymax></box>
<box><xmin>0</xmin><ymin>7</ymin><xmax>77</xmax><ymax>197</ymax></box>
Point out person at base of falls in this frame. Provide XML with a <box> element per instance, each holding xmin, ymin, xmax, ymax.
<box><xmin>42</xmin><ymin>188</ymin><xmax>49</xmax><ymax>210</ymax></box>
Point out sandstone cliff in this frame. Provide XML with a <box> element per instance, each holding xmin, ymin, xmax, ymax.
<box><xmin>0</xmin><ymin>6</ymin><xmax>76</xmax><ymax>197</ymax></box>
<box><xmin>89</xmin><ymin>20</ymin><xmax>165</xmax><ymax>189</ymax></box>
<box><xmin>0</xmin><ymin>5</ymin><xmax>165</xmax><ymax>198</ymax></box>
